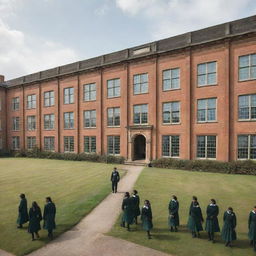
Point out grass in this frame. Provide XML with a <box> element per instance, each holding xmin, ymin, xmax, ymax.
<box><xmin>109</xmin><ymin>167</ymin><xmax>256</xmax><ymax>256</ymax></box>
<box><xmin>0</xmin><ymin>158</ymin><xmax>125</xmax><ymax>256</ymax></box>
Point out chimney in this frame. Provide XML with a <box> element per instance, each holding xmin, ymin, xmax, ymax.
<box><xmin>0</xmin><ymin>75</ymin><xmax>5</xmax><ymax>83</ymax></box>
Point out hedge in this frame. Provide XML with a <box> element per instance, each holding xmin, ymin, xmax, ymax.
<box><xmin>4</xmin><ymin>148</ymin><xmax>125</xmax><ymax>164</ymax></box>
<box><xmin>151</xmin><ymin>158</ymin><xmax>256</xmax><ymax>175</ymax></box>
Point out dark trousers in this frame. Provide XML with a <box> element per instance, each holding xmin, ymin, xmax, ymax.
<box><xmin>112</xmin><ymin>181</ymin><xmax>118</xmax><ymax>193</ymax></box>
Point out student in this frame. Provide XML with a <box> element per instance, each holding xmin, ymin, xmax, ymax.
<box><xmin>110</xmin><ymin>167</ymin><xmax>120</xmax><ymax>193</ymax></box>
<box><xmin>141</xmin><ymin>200</ymin><xmax>153</xmax><ymax>239</ymax></box>
<box><xmin>121</xmin><ymin>192</ymin><xmax>134</xmax><ymax>231</ymax></box>
<box><xmin>28</xmin><ymin>201</ymin><xmax>42</xmax><ymax>241</ymax></box>
<box><xmin>221</xmin><ymin>207</ymin><xmax>237</xmax><ymax>247</ymax></box>
<box><xmin>17</xmin><ymin>193</ymin><xmax>29</xmax><ymax>228</ymax></box>
<box><xmin>205</xmin><ymin>199</ymin><xmax>220</xmax><ymax>243</ymax></box>
<box><xmin>168</xmin><ymin>195</ymin><xmax>179</xmax><ymax>232</ymax></box>
<box><xmin>248</xmin><ymin>206</ymin><xmax>256</xmax><ymax>252</ymax></box>
<box><xmin>187</xmin><ymin>201</ymin><xmax>204</xmax><ymax>238</ymax></box>
<box><xmin>131</xmin><ymin>190</ymin><xmax>140</xmax><ymax>224</ymax></box>
<box><xmin>43</xmin><ymin>197</ymin><xmax>56</xmax><ymax>239</ymax></box>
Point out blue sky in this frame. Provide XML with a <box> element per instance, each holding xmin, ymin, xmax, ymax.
<box><xmin>0</xmin><ymin>0</ymin><xmax>256</xmax><ymax>80</ymax></box>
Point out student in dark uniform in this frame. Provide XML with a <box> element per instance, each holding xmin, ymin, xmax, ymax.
<box><xmin>17</xmin><ymin>193</ymin><xmax>29</xmax><ymax>228</ymax></box>
<box><xmin>168</xmin><ymin>195</ymin><xmax>179</xmax><ymax>232</ymax></box>
<box><xmin>141</xmin><ymin>200</ymin><xmax>153</xmax><ymax>239</ymax></box>
<box><xmin>205</xmin><ymin>199</ymin><xmax>220</xmax><ymax>243</ymax></box>
<box><xmin>248</xmin><ymin>206</ymin><xmax>256</xmax><ymax>251</ymax></box>
<box><xmin>121</xmin><ymin>192</ymin><xmax>134</xmax><ymax>231</ymax></box>
<box><xmin>28</xmin><ymin>201</ymin><xmax>42</xmax><ymax>241</ymax></box>
<box><xmin>110</xmin><ymin>167</ymin><xmax>120</xmax><ymax>193</ymax></box>
<box><xmin>187</xmin><ymin>201</ymin><xmax>204</xmax><ymax>238</ymax></box>
<box><xmin>43</xmin><ymin>197</ymin><xmax>56</xmax><ymax>239</ymax></box>
<box><xmin>131</xmin><ymin>190</ymin><xmax>140</xmax><ymax>224</ymax></box>
<box><xmin>221</xmin><ymin>207</ymin><xmax>237</xmax><ymax>247</ymax></box>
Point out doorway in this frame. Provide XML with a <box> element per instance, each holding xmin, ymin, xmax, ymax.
<box><xmin>133</xmin><ymin>135</ymin><xmax>146</xmax><ymax>160</ymax></box>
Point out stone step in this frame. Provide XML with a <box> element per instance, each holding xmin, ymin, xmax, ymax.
<box><xmin>124</xmin><ymin>161</ymin><xmax>148</xmax><ymax>167</ymax></box>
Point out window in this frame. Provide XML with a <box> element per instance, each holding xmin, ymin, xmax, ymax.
<box><xmin>44</xmin><ymin>91</ymin><xmax>54</xmax><ymax>107</ymax></box>
<box><xmin>64</xmin><ymin>136</ymin><xmax>74</xmax><ymax>152</ymax></box>
<box><xmin>134</xmin><ymin>73</ymin><xmax>148</xmax><ymax>94</ymax></box>
<box><xmin>44</xmin><ymin>114</ymin><xmax>55</xmax><ymax>130</ymax></box>
<box><xmin>44</xmin><ymin>137</ymin><xmax>55</xmax><ymax>151</ymax></box>
<box><xmin>84</xmin><ymin>110</ymin><xmax>96</xmax><ymax>128</ymax></box>
<box><xmin>107</xmin><ymin>78</ymin><xmax>120</xmax><ymax>98</ymax></box>
<box><xmin>64</xmin><ymin>112</ymin><xmax>74</xmax><ymax>129</ymax></box>
<box><xmin>239</xmin><ymin>54</ymin><xmax>256</xmax><ymax>81</ymax></box>
<box><xmin>84</xmin><ymin>83</ymin><xmax>96</xmax><ymax>101</ymax></box>
<box><xmin>84</xmin><ymin>136</ymin><xmax>96</xmax><ymax>153</ymax></box>
<box><xmin>238</xmin><ymin>135</ymin><xmax>256</xmax><ymax>160</ymax></box>
<box><xmin>64</xmin><ymin>87</ymin><xmax>74</xmax><ymax>104</ymax></box>
<box><xmin>162</xmin><ymin>135</ymin><xmax>180</xmax><ymax>157</ymax></box>
<box><xmin>197</xmin><ymin>135</ymin><xmax>216</xmax><ymax>159</ymax></box>
<box><xmin>163</xmin><ymin>102</ymin><xmax>180</xmax><ymax>124</ymax></box>
<box><xmin>12</xmin><ymin>136</ymin><xmax>20</xmax><ymax>150</ymax></box>
<box><xmin>12</xmin><ymin>97</ymin><xmax>20</xmax><ymax>110</ymax></box>
<box><xmin>197</xmin><ymin>98</ymin><xmax>217</xmax><ymax>122</ymax></box>
<box><xmin>197</xmin><ymin>61</ymin><xmax>217</xmax><ymax>86</ymax></box>
<box><xmin>107</xmin><ymin>107</ymin><xmax>120</xmax><ymax>127</ymax></box>
<box><xmin>27</xmin><ymin>136</ymin><xmax>36</xmax><ymax>150</ymax></box>
<box><xmin>27</xmin><ymin>94</ymin><xmax>36</xmax><ymax>109</ymax></box>
<box><xmin>107</xmin><ymin>136</ymin><xmax>120</xmax><ymax>155</ymax></box>
<box><xmin>238</xmin><ymin>94</ymin><xmax>256</xmax><ymax>120</ymax></box>
<box><xmin>12</xmin><ymin>117</ymin><xmax>19</xmax><ymax>131</ymax></box>
<box><xmin>163</xmin><ymin>68</ymin><xmax>180</xmax><ymax>91</ymax></box>
<box><xmin>133</xmin><ymin>104</ymin><xmax>148</xmax><ymax>124</ymax></box>
<box><xmin>27</xmin><ymin>116</ymin><xmax>36</xmax><ymax>131</ymax></box>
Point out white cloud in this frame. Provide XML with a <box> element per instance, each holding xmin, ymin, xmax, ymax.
<box><xmin>0</xmin><ymin>0</ymin><xmax>78</xmax><ymax>80</ymax></box>
<box><xmin>115</xmin><ymin>0</ymin><xmax>256</xmax><ymax>39</ymax></box>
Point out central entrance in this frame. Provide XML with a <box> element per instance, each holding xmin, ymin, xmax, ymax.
<box><xmin>133</xmin><ymin>134</ymin><xmax>146</xmax><ymax>160</ymax></box>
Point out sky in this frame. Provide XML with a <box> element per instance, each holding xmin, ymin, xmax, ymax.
<box><xmin>0</xmin><ymin>0</ymin><xmax>256</xmax><ymax>80</ymax></box>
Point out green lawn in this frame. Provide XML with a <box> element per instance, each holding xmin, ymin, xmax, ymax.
<box><xmin>109</xmin><ymin>167</ymin><xmax>256</xmax><ymax>256</ymax></box>
<box><xmin>0</xmin><ymin>158</ymin><xmax>125</xmax><ymax>256</ymax></box>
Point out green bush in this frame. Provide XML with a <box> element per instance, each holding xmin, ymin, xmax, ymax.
<box><xmin>151</xmin><ymin>158</ymin><xmax>256</xmax><ymax>175</ymax></box>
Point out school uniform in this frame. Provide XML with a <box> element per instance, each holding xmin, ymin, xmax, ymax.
<box><xmin>131</xmin><ymin>194</ymin><xmax>141</xmax><ymax>222</ymax></box>
<box><xmin>141</xmin><ymin>205</ymin><xmax>153</xmax><ymax>231</ymax></box>
<box><xmin>205</xmin><ymin>204</ymin><xmax>220</xmax><ymax>241</ymax></box>
<box><xmin>221</xmin><ymin>210</ymin><xmax>237</xmax><ymax>245</ymax></box>
<box><xmin>28</xmin><ymin>206</ymin><xmax>42</xmax><ymax>240</ymax></box>
<box><xmin>187</xmin><ymin>203</ymin><xmax>204</xmax><ymax>237</ymax></box>
<box><xmin>17</xmin><ymin>198</ymin><xmax>29</xmax><ymax>226</ymax></box>
<box><xmin>43</xmin><ymin>202</ymin><xmax>56</xmax><ymax>238</ymax></box>
<box><xmin>248</xmin><ymin>210</ymin><xmax>256</xmax><ymax>251</ymax></box>
<box><xmin>110</xmin><ymin>170</ymin><xmax>120</xmax><ymax>193</ymax></box>
<box><xmin>168</xmin><ymin>199</ymin><xmax>179</xmax><ymax>231</ymax></box>
<box><xmin>121</xmin><ymin>197</ymin><xmax>134</xmax><ymax>229</ymax></box>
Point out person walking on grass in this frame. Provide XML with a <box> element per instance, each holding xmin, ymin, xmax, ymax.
<box><xmin>188</xmin><ymin>201</ymin><xmax>204</xmax><ymax>238</ymax></box>
<box><xmin>248</xmin><ymin>206</ymin><xmax>256</xmax><ymax>252</ymax></box>
<box><xmin>205</xmin><ymin>199</ymin><xmax>220</xmax><ymax>243</ymax></box>
<box><xmin>121</xmin><ymin>192</ymin><xmax>134</xmax><ymax>231</ymax></box>
<box><xmin>28</xmin><ymin>201</ymin><xmax>42</xmax><ymax>241</ymax></box>
<box><xmin>141</xmin><ymin>200</ymin><xmax>153</xmax><ymax>239</ymax></box>
<box><xmin>168</xmin><ymin>195</ymin><xmax>179</xmax><ymax>232</ymax></box>
<box><xmin>43</xmin><ymin>197</ymin><xmax>56</xmax><ymax>239</ymax></box>
<box><xmin>221</xmin><ymin>207</ymin><xmax>237</xmax><ymax>247</ymax></box>
<box><xmin>17</xmin><ymin>193</ymin><xmax>29</xmax><ymax>228</ymax></box>
<box><xmin>131</xmin><ymin>190</ymin><xmax>140</xmax><ymax>224</ymax></box>
<box><xmin>110</xmin><ymin>167</ymin><xmax>120</xmax><ymax>193</ymax></box>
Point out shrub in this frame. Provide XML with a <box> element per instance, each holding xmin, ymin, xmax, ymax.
<box><xmin>151</xmin><ymin>158</ymin><xmax>256</xmax><ymax>175</ymax></box>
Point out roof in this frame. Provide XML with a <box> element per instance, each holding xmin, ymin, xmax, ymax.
<box><xmin>5</xmin><ymin>14</ymin><xmax>256</xmax><ymax>88</ymax></box>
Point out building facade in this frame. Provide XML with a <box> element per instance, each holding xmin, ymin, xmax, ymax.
<box><xmin>0</xmin><ymin>15</ymin><xmax>256</xmax><ymax>162</ymax></box>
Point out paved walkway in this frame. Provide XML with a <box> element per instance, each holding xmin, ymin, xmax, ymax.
<box><xmin>23</xmin><ymin>165</ymin><xmax>171</xmax><ymax>256</ymax></box>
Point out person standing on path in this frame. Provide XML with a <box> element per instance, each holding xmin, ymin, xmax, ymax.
<box><xmin>121</xmin><ymin>192</ymin><xmax>134</xmax><ymax>231</ymax></box>
<box><xmin>17</xmin><ymin>193</ymin><xmax>29</xmax><ymax>228</ymax></box>
<box><xmin>131</xmin><ymin>190</ymin><xmax>141</xmax><ymax>224</ymax></box>
<box><xmin>110</xmin><ymin>167</ymin><xmax>120</xmax><ymax>193</ymax></box>
<box><xmin>43</xmin><ymin>197</ymin><xmax>56</xmax><ymax>239</ymax></box>
<box><xmin>168</xmin><ymin>195</ymin><xmax>179</xmax><ymax>232</ymax></box>
<box><xmin>28</xmin><ymin>201</ymin><xmax>42</xmax><ymax>241</ymax></box>
<box><xmin>248</xmin><ymin>206</ymin><xmax>256</xmax><ymax>251</ymax></box>
<box><xmin>141</xmin><ymin>200</ymin><xmax>153</xmax><ymax>239</ymax></box>
<box><xmin>221</xmin><ymin>207</ymin><xmax>237</xmax><ymax>247</ymax></box>
<box><xmin>205</xmin><ymin>199</ymin><xmax>220</xmax><ymax>243</ymax></box>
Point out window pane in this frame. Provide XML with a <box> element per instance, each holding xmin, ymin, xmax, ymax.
<box><xmin>239</xmin><ymin>67</ymin><xmax>250</xmax><ymax>80</ymax></box>
<box><xmin>198</xmin><ymin>109</ymin><xmax>206</xmax><ymax>122</ymax></box>
<box><xmin>198</xmin><ymin>64</ymin><xmax>206</xmax><ymax>75</ymax></box>
<box><xmin>198</xmin><ymin>99</ymin><xmax>206</xmax><ymax>110</ymax></box>
<box><xmin>163</xmin><ymin>70</ymin><xmax>170</xmax><ymax>80</ymax></box>
<box><xmin>207</xmin><ymin>73</ymin><xmax>216</xmax><ymax>85</ymax></box>
<box><xmin>198</xmin><ymin>74</ymin><xmax>206</xmax><ymax>86</ymax></box>
<box><xmin>251</xmin><ymin>66</ymin><xmax>256</xmax><ymax>79</ymax></box>
<box><xmin>171</xmin><ymin>136</ymin><xmax>180</xmax><ymax>157</ymax></box>
<box><xmin>239</xmin><ymin>55</ymin><xmax>249</xmax><ymax>67</ymax></box>
<box><xmin>238</xmin><ymin>135</ymin><xmax>249</xmax><ymax>159</ymax></box>
<box><xmin>207</xmin><ymin>62</ymin><xmax>216</xmax><ymax>73</ymax></box>
<box><xmin>207</xmin><ymin>136</ymin><xmax>216</xmax><ymax>158</ymax></box>
<box><xmin>162</xmin><ymin>136</ymin><xmax>170</xmax><ymax>156</ymax></box>
<box><xmin>172</xmin><ymin>78</ymin><xmax>180</xmax><ymax>89</ymax></box>
<box><xmin>197</xmin><ymin>136</ymin><xmax>206</xmax><ymax>158</ymax></box>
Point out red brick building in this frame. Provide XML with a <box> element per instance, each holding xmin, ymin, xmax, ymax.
<box><xmin>0</xmin><ymin>15</ymin><xmax>255</xmax><ymax>162</ymax></box>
